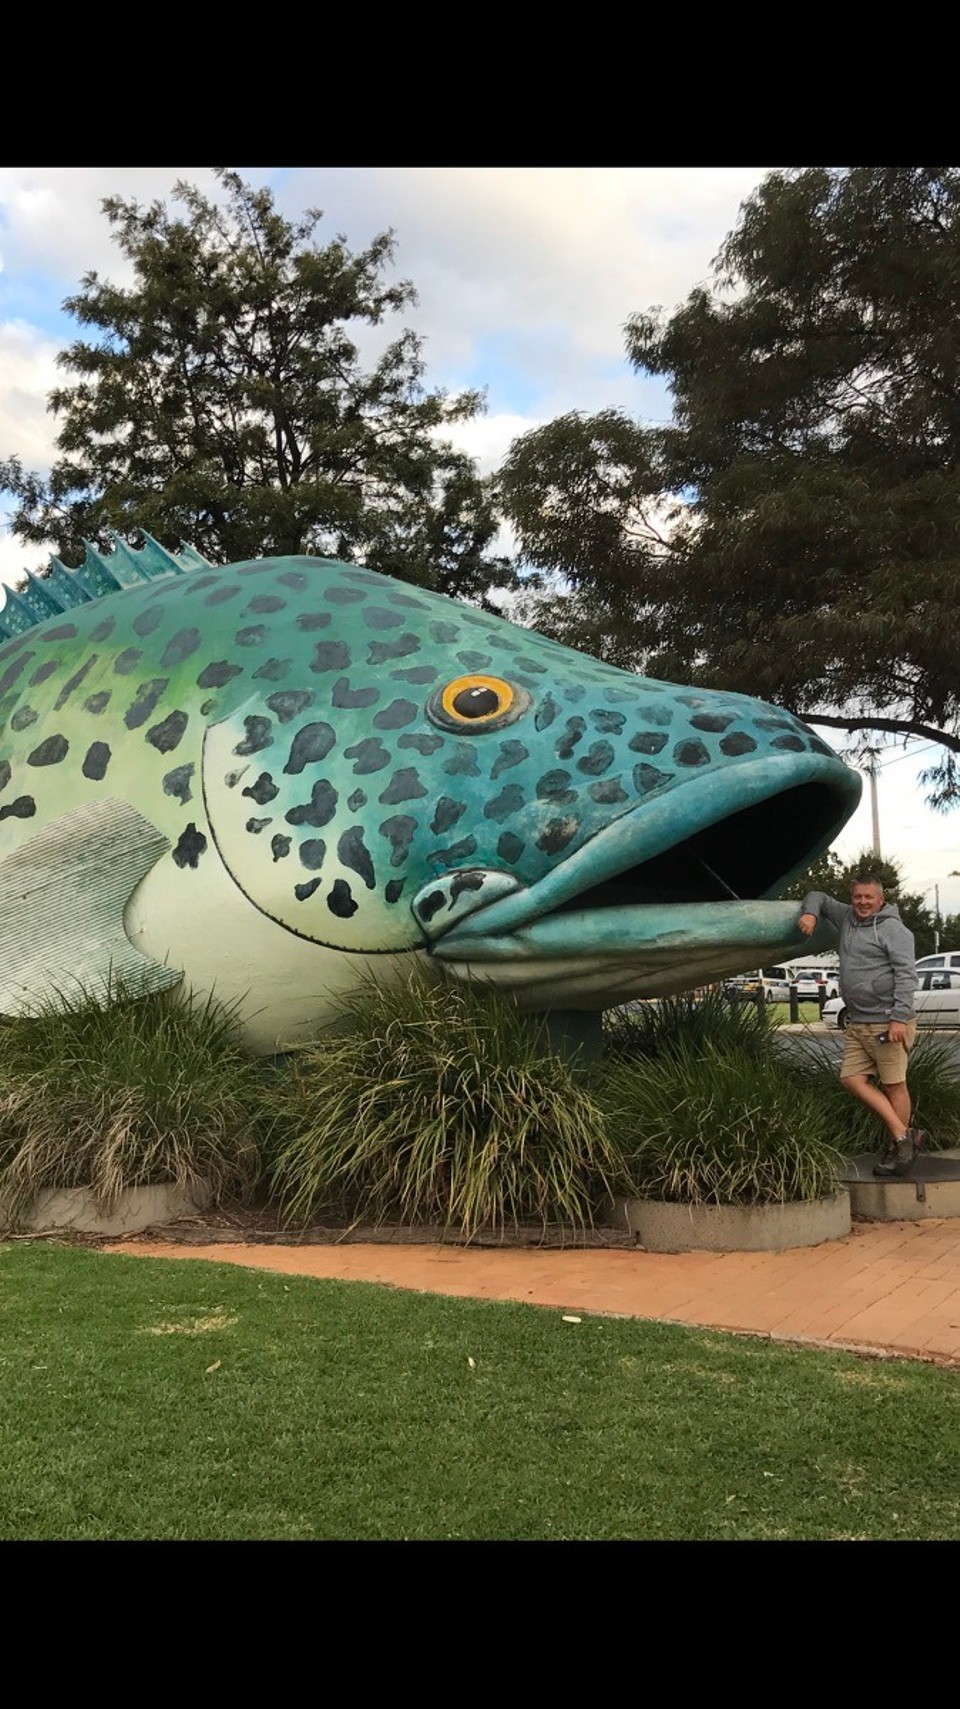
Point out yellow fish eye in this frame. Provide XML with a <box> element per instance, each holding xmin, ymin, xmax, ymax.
<box><xmin>428</xmin><ymin>674</ymin><xmax>530</xmax><ymax>732</ymax></box>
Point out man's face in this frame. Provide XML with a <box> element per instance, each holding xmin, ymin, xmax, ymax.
<box><xmin>851</xmin><ymin>882</ymin><xmax>884</xmax><ymax>920</ymax></box>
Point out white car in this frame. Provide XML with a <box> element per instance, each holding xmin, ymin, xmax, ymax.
<box><xmin>822</xmin><ymin>969</ymin><xmax>960</xmax><ymax>1029</ymax></box>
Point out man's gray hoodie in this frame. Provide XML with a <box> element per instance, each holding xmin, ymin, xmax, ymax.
<box><xmin>801</xmin><ymin>892</ymin><xmax>917</xmax><ymax>1024</ymax></box>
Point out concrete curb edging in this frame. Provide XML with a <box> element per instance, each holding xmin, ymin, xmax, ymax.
<box><xmin>9</xmin><ymin>1184</ymin><xmax>211</xmax><ymax>1237</ymax></box>
<box><xmin>607</xmin><ymin>1188</ymin><xmax>852</xmax><ymax>1252</ymax></box>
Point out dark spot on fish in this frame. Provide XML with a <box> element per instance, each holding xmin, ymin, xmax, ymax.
<box><xmin>29</xmin><ymin>659</ymin><xmax>59</xmax><ymax>688</ymax></box>
<box><xmin>224</xmin><ymin>769</ymin><xmax>246</xmax><ymax>789</ymax></box>
<box><xmin>235</xmin><ymin>625</ymin><xmax>268</xmax><ymax>648</ymax></box>
<box><xmin>754</xmin><ymin>716</ymin><xmax>794</xmax><ymax>731</ymax></box>
<box><xmin>327</xmin><ymin>878</ymin><xmax>358</xmax><ymax>917</ymax></box>
<box><xmin>629</xmin><ymin>732</ymin><xmax>669</xmax><ymax>755</ymax></box>
<box><xmin>374</xmin><ymin>698</ymin><xmax>417</xmax><ymax>730</ymax></box>
<box><xmin>205</xmin><ymin>585</ymin><xmax>241</xmax><ymax>605</ymax></box>
<box><xmin>163</xmin><ymin>763</ymin><xmax>194</xmax><ymax>804</ymax></box>
<box><xmin>345</xmin><ymin>737</ymin><xmax>391</xmax><ymax>774</ymax></box>
<box><xmin>124</xmin><ymin>678</ymin><xmax>168</xmax><ymax>729</ymax></box>
<box><xmin>634</xmin><ymin>764</ymin><xmax>674</xmax><ymax>793</ymax></box>
<box><xmin>497</xmin><ymin>832</ymin><xmax>524</xmax><ymax>864</ymax></box>
<box><xmin>173</xmin><ymin>824</ymin><xmax>208</xmax><ymax>868</ymax></box>
<box><xmin>690</xmin><ymin>713</ymin><xmax>734</xmax><ymax>733</ymax></box>
<box><xmin>379</xmin><ymin>767</ymin><xmax>428</xmax><ymax>805</ymax></box>
<box><xmin>577</xmin><ymin>741</ymin><xmax>614</xmax><ymax>776</ymax></box>
<box><xmin>385</xmin><ymin>879</ymin><xmax>405</xmax><ymax>904</ymax></box>
<box><xmin>284</xmin><ymin>722</ymin><xmax>336</xmax><ymax>774</ymax></box>
<box><xmin>430</xmin><ymin>622</ymin><xmax>460</xmax><ymax>644</ymax></box>
<box><xmin>0</xmin><ymin>652</ymin><xmax>35</xmax><ymax>695</ymax></box>
<box><xmin>338</xmin><ymin>825</ymin><xmax>376</xmax><ymax>890</ymax></box>
<box><xmin>91</xmin><ymin>617</ymin><xmax>115</xmax><ymax>642</ymax></box>
<box><xmin>55</xmin><ymin>655</ymin><xmax>99</xmax><ymax>710</ymax></box>
<box><xmin>311</xmin><ymin>641</ymin><xmax>351</xmax><ymax>672</ymax></box>
<box><xmin>0</xmin><ymin>795</ymin><xmax>36</xmax><ymax>821</ymax></box>
<box><xmin>605</xmin><ymin>686</ymin><xmax>643</xmax><ymax>704</ymax></box>
<box><xmin>443</xmin><ymin>743</ymin><xmax>480</xmax><ymax>778</ymax></box>
<box><xmin>197</xmin><ymin>660</ymin><xmax>243</xmax><ymax>689</ymax></box>
<box><xmin>271</xmin><ymin>834</ymin><xmax>291</xmax><ymax>861</ymax></box>
<box><xmin>379</xmin><ymin>815</ymin><xmax>417</xmax><ymax>866</ymax></box>
<box><xmin>286</xmin><ymin>780</ymin><xmax>338</xmax><ymax>828</ymax></box>
<box><xmin>537</xmin><ymin>817</ymin><xmax>579</xmax><ymax>855</ymax></box>
<box><xmin>388</xmin><ymin>593</ymin><xmax>428</xmax><ymax>610</ymax></box>
<box><xmin>676</xmin><ymin>693</ymin><xmax>708</xmax><ymax>708</ymax></box>
<box><xmin>296</xmin><ymin>613</ymin><xmax>332</xmax><ymax>632</ymax></box>
<box><xmin>485</xmin><ymin>784</ymin><xmax>525</xmax><ymax>822</ymax></box>
<box><xmin>367</xmin><ymin>635</ymin><xmax>421</xmax><ymax>664</ymax></box>
<box><xmin>147</xmin><ymin>710</ymin><xmax>188</xmax><ymax>753</ymax></box>
<box><xmin>252</xmin><ymin>658</ymin><xmax>291</xmax><ymax>682</ymax></box>
<box><xmin>325</xmin><ymin>586</ymin><xmax>366</xmax><ymax>605</ymax></box>
<box><xmin>456</xmin><ymin>651</ymin><xmax>492</xmax><ymax>672</ymax></box>
<box><xmin>160</xmin><ymin>628</ymin><xmax>202</xmax><ymax>669</ymax></box>
<box><xmin>590</xmin><ymin>709</ymin><xmax>626</xmax><ymax>734</ymax></box>
<box><xmin>392</xmin><ymin>666</ymin><xmax>438</xmax><ymax>684</ymax></box>
<box><xmin>11</xmin><ymin>706</ymin><xmax>37</xmax><ymax>731</ymax></box>
<box><xmin>514</xmin><ymin>656</ymin><xmax>547</xmax><ymax>675</ymax></box>
<box><xmin>236</xmin><ymin>564</ymin><xmax>277</xmax><ymax>577</ymax></box>
<box><xmin>398</xmin><ymin>733</ymin><xmax>444</xmax><ymax>755</ymax></box>
<box><xmin>27</xmin><ymin>734</ymin><xmax>69</xmax><ymax>766</ymax></box>
<box><xmin>555</xmin><ymin>718</ymin><xmax>586</xmax><ymax>759</ymax></box>
<box><xmin>431</xmin><ymin>836</ymin><xmax>478</xmax><ymax>870</ymax></box>
<box><xmin>82</xmin><ymin>742</ymin><xmax>111</xmax><ymax>781</ymax></box>
<box><xmin>640</xmin><ymin>704</ymin><xmax>674</xmax><ymax>726</ymax></box>
<box><xmin>331</xmin><ymin>678</ymin><xmax>379</xmax><ymax>709</ymax></box>
<box><xmin>589</xmin><ymin>779</ymin><xmax>628</xmax><ymax>804</ymax></box>
<box><xmin>200</xmin><ymin>699</ymin><xmax>217</xmax><ymax>716</ymax></box>
<box><xmin>674</xmin><ymin>740</ymin><xmax>712</xmax><ymax>767</ymax></box>
<box><xmin>563</xmin><ymin>685</ymin><xmax>586</xmax><ymax>702</ymax></box>
<box><xmin>430</xmin><ymin>797</ymin><xmax>467</xmax><ymax>835</ymax></box>
<box><xmin>114</xmin><ymin>648</ymin><xmax>143</xmax><ymax>676</ymax></box>
<box><xmin>242</xmin><ymin>773</ymin><xmax>279</xmax><ymax>805</ymax></box>
<box><xmin>245</xmin><ymin>595</ymin><xmax>285</xmax><ymax>614</ymax></box>
<box><xmin>491</xmin><ymin>740</ymin><xmax>528</xmax><ymax>778</ymax></box>
<box><xmin>535</xmin><ymin>694</ymin><xmax>559</xmax><ymax>731</ymax></box>
<box><xmin>85</xmin><ymin>691</ymin><xmax>111</xmax><ymax>715</ymax></box>
<box><xmin>133</xmin><ymin>607</ymin><xmax>164</xmax><ymax>637</ymax></box>
<box><xmin>0</xmin><ymin>760</ymin><xmax>9</xmax><ymax>793</ymax></box>
<box><xmin>771</xmin><ymin>734</ymin><xmax>806</xmax><ymax>752</ymax></box>
<box><xmin>246</xmin><ymin>817</ymin><xmax>272</xmax><ymax>834</ymax></box>
<box><xmin>363</xmin><ymin>606</ymin><xmax>404</xmax><ymax>630</ymax></box>
<box><xmin>41</xmin><ymin>624</ymin><xmax>78</xmax><ymax>641</ymax></box>
<box><xmin>234</xmin><ymin>715</ymin><xmax>273</xmax><ymax>755</ymax></box>
<box><xmin>278</xmin><ymin>571</ymin><xmax>308</xmax><ymax>591</ymax></box>
<box><xmin>808</xmin><ymin>738</ymin><xmax>835</xmax><ymax>757</ymax></box>
<box><xmin>536</xmin><ymin>770</ymin><xmax>577</xmax><ymax>804</ymax></box>
<box><xmin>295</xmin><ymin>878</ymin><xmax>321</xmax><ymax>901</ymax></box>
<box><xmin>298</xmin><ymin>839</ymin><xmax>326</xmax><ymax>870</ymax></box>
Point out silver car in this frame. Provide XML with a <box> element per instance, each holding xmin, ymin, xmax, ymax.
<box><xmin>822</xmin><ymin>970</ymin><xmax>960</xmax><ymax>1029</ymax></box>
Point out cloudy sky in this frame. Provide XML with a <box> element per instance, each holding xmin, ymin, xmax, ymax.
<box><xmin>1</xmin><ymin>165</ymin><xmax>957</xmax><ymax>916</ymax></box>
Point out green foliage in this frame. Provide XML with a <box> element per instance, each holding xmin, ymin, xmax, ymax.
<box><xmin>266</xmin><ymin>968</ymin><xmax>626</xmax><ymax>1236</ymax></box>
<box><xmin>500</xmin><ymin>168</ymin><xmax>960</xmax><ymax>803</ymax></box>
<box><xmin>604</xmin><ymin>989</ymin><xmax>775</xmax><ymax>1062</ymax></box>
<box><xmin>787</xmin><ymin>1032</ymin><xmax>960</xmax><ymax>1154</ymax></box>
<box><xmin>0</xmin><ymin>169</ymin><xmax>514</xmax><ymax>604</ymax></box>
<box><xmin>0</xmin><ymin>983</ymin><xmax>263</xmax><ymax>1227</ymax></box>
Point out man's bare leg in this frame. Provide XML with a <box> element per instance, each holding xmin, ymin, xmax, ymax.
<box><xmin>881</xmin><ymin>1080</ymin><xmax>911</xmax><ymax>1134</ymax></box>
<box><xmin>840</xmin><ymin>1073</ymin><xmax>908</xmax><ymax>1141</ymax></box>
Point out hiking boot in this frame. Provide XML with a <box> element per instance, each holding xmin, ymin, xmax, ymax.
<box><xmin>873</xmin><ymin>1129</ymin><xmax>927</xmax><ymax>1179</ymax></box>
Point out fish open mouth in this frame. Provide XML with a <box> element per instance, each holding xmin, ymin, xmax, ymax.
<box><xmin>417</xmin><ymin>755</ymin><xmax>860</xmax><ymax>1008</ymax></box>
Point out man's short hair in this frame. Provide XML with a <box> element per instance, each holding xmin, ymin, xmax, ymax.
<box><xmin>851</xmin><ymin>875</ymin><xmax>885</xmax><ymax>891</ymax></box>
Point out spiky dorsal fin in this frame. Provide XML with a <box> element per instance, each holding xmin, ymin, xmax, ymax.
<box><xmin>0</xmin><ymin>533</ymin><xmax>211</xmax><ymax>642</ymax></box>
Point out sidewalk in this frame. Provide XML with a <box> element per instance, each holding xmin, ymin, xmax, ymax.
<box><xmin>106</xmin><ymin>1215</ymin><xmax>960</xmax><ymax>1369</ymax></box>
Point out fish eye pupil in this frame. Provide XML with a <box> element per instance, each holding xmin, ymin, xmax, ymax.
<box><xmin>452</xmin><ymin>686</ymin><xmax>500</xmax><ymax>718</ymax></box>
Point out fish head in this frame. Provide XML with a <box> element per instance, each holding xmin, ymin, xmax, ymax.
<box><xmin>202</xmin><ymin>558</ymin><xmax>859</xmax><ymax>1006</ymax></box>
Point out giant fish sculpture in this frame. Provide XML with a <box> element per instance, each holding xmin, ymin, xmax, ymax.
<box><xmin>0</xmin><ymin>537</ymin><xmax>857</xmax><ymax>1051</ymax></box>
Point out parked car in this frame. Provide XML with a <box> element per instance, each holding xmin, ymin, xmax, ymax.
<box><xmin>916</xmin><ymin>953</ymin><xmax>960</xmax><ymax>973</ymax></box>
<box><xmin>790</xmin><ymin>968</ymin><xmax>841</xmax><ymax>1001</ymax></box>
<box><xmin>822</xmin><ymin>969</ymin><xmax>960</xmax><ymax>1030</ymax></box>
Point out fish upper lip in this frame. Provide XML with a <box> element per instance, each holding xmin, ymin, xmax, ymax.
<box><xmin>426</xmin><ymin>752</ymin><xmax>860</xmax><ymax>947</ymax></box>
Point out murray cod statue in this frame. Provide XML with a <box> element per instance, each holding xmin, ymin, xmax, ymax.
<box><xmin>0</xmin><ymin>537</ymin><xmax>858</xmax><ymax>1052</ymax></box>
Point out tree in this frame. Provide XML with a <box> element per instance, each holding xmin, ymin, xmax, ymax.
<box><xmin>0</xmin><ymin>170</ymin><xmax>514</xmax><ymax>603</ymax></box>
<box><xmin>498</xmin><ymin>167</ymin><xmax>960</xmax><ymax>803</ymax></box>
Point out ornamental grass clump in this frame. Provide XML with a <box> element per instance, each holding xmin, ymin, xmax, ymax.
<box><xmin>598</xmin><ymin>1038</ymin><xmax>846</xmax><ymax>1207</ymax></box>
<box><xmin>785</xmin><ymin>1031</ymin><xmax>960</xmax><ymax>1155</ymax></box>
<box><xmin>266</xmin><ymin>968</ymin><xmax>625</xmax><ymax>1237</ymax></box>
<box><xmin>604</xmin><ymin>989</ymin><xmax>775</xmax><ymax>1064</ymax></box>
<box><xmin>0</xmin><ymin>981</ymin><xmax>264</xmax><ymax>1229</ymax></box>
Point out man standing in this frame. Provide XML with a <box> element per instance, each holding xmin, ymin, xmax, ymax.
<box><xmin>797</xmin><ymin>877</ymin><xmax>927</xmax><ymax>1178</ymax></box>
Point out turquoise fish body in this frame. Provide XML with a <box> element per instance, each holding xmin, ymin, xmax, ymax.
<box><xmin>0</xmin><ymin>540</ymin><xmax>858</xmax><ymax>1049</ymax></box>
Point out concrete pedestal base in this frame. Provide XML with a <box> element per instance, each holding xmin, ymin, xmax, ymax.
<box><xmin>840</xmin><ymin>1147</ymin><xmax>960</xmax><ymax>1222</ymax></box>
<box><xmin>9</xmin><ymin>1183</ymin><xmax>210</xmax><ymax>1237</ymax></box>
<box><xmin>607</xmin><ymin>1189</ymin><xmax>851</xmax><ymax>1253</ymax></box>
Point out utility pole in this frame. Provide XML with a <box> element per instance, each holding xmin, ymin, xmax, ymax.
<box><xmin>865</xmin><ymin>750</ymin><xmax>881</xmax><ymax>857</ymax></box>
<box><xmin>935</xmin><ymin>883</ymin><xmax>941</xmax><ymax>954</ymax></box>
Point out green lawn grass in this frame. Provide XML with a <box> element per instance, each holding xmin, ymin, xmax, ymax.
<box><xmin>2</xmin><ymin>1243</ymin><xmax>959</xmax><ymax>1541</ymax></box>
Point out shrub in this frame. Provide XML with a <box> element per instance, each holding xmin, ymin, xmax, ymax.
<box><xmin>597</xmin><ymin>1038</ymin><xmax>846</xmax><ymax>1206</ymax></box>
<box><xmin>266</xmin><ymin>967</ymin><xmax>626</xmax><ymax>1236</ymax></box>
<box><xmin>785</xmin><ymin>1032</ymin><xmax>960</xmax><ymax>1154</ymax></box>
<box><xmin>0</xmin><ymin>981</ymin><xmax>264</xmax><ymax>1228</ymax></box>
<box><xmin>604</xmin><ymin>989</ymin><xmax>775</xmax><ymax>1064</ymax></box>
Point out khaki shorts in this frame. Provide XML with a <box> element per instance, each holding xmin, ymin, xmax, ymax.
<box><xmin>840</xmin><ymin>1022</ymin><xmax>917</xmax><ymax>1085</ymax></box>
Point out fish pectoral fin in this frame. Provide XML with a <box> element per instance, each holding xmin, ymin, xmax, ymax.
<box><xmin>0</xmin><ymin>797</ymin><xmax>183</xmax><ymax>1015</ymax></box>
